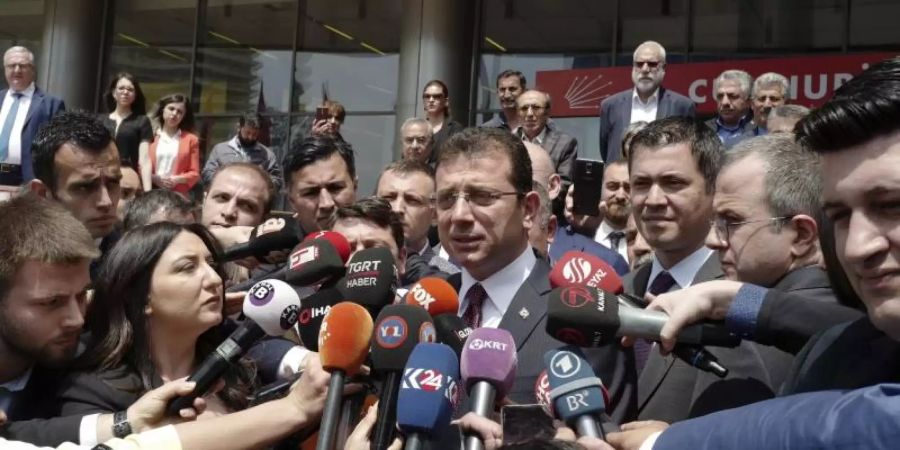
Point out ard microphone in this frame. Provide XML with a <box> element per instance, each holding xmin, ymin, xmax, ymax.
<box><xmin>461</xmin><ymin>328</ymin><xmax>517</xmax><ymax>450</ymax></box>
<box><xmin>316</xmin><ymin>302</ymin><xmax>374</xmax><ymax>450</ymax></box>
<box><xmin>550</xmin><ymin>251</ymin><xmax>624</xmax><ymax>294</ymax></box>
<box><xmin>221</xmin><ymin>218</ymin><xmax>301</xmax><ymax>262</ymax></box>
<box><xmin>544</xmin><ymin>347</ymin><xmax>609</xmax><ymax>439</ymax></box>
<box><xmin>166</xmin><ymin>279</ymin><xmax>301</xmax><ymax>415</ymax></box>
<box><xmin>295</xmin><ymin>287</ymin><xmax>343</xmax><ymax>351</ymax></box>
<box><xmin>397</xmin><ymin>343</ymin><xmax>460</xmax><ymax>450</ymax></box>
<box><xmin>370</xmin><ymin>305</ymin><xmax>437</xmax><ymax>450</ymax></box>
<box><xmin>546</xmin><ymin>285</ymin><xmax>740</xmax><ymax>348</ymax></box>
<box><xmin>337</xmin><ymin>247</ymin><xmax>397</xmax><ymax>317</ymax></box>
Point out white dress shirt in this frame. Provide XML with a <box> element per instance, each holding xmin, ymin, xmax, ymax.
<box><xmin>458</xmin><ymin>247</ymin><xmax>536</xmax><ymax>328</ymax></box>
<box><xmin>630</xmin><ymin>88</ymin><xmax>659</xmax><ymax>124</ymax></box>
<box><xmin>514</xmin><ymin>125</ymin><xmax>547</xmax><ymax>146</ymax></box>
<box><xmin>154</xmin><ymin>130</ymin><xmax>181</xmax><ymax>176</ymax></box>
<box><xmin>594</xmin><ymin>220</ymin><xmax>629</xmax><ymax>263</ymax></box>
<box><xmin>0</xmin><ymin>83</ymin><xmax>35</xmax><ymax>164</ymax></box>
<box><xmin>648</xmin><ymin>246</ymin><xmax>714</xmax><ymax>291</ymax></box>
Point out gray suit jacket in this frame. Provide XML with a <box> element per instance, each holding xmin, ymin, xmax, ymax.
<box><xmin>623</xmin><ymin>255</ymin><xmax>794</xmax><ymax>423</ymax></box>
<box><xmin>598</xmin><ymin>87</ymin><xmax>695</xmax><ymax>163</ymax></box>
<box><xmin>539</xmin><ymin>123</ymin><xmax>578</xmax><ymax>184</ymax></box>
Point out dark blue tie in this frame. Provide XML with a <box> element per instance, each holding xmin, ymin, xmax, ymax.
<box><xmin>635</xmin><ymin>271</ymin><xmax>680</xmax><ymax>373</ymax></box>
<box><xmin>0</xmin><ymin>93</ymin><xmax>23</xmax><ymax>162</ymax></box>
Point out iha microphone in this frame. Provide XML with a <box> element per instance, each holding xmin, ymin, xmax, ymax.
<box><xmin>397</xmin><ymin>343</ymin><xmax>460</xmax><ymax>450</ymax></box>
<box><xmin>543</xmin><ymin>346</ymin><xmax>611</xmax><ymax>439</ymax></box>
<box><xmin>460</xmin><ymin>328</ymin><xmax>518</xmax><ymax>450</ymax></box>
<box><xmin>221</xmin><ymin>218</ymin><xmax>301</xmax><ymax>262</ymax></box>
<box><xmin>550</xmin><ymin>250</ymin><xmax>624</xmax><ymax>294</ymax></box>
<box><xmin>295</xmin><ymin>287</ymin><xmax>343</xmax><ymax>351</ymax></box>
<box><xmin>337</xmin><ymin>247</ymin><xmax>398</xmax><ymax>317</ymax></box>
<box><xmin>432</xmin><ymin>314</ymin><xmax>472</xmax><ymax>358</ymax></box>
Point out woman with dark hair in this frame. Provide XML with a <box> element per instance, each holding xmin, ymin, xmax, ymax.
<box><xmin>149</xmin><ymin>93</ymin><xmax>200</xmax><ymax>195</ymax></box>
<box><xmin>101</xmin><ymin>72</ymin><xmax>153</xmax><ymax>191</ymax></box>
<box><xmin>422</xmin><ymin>79</ymin><xmax>463</xmax><ymax>158</ymax></box>
<box><xmin>58</xmin><ymin>222</ymin><xmax>254</xmax><ymax>422</ymax></box>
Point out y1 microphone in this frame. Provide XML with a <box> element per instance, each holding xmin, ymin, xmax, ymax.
<box><xmin>295</xmin><ymin>287</ymin><xmax>343</xmax><ymax>351</ymax></box>
<box><xmin>397</xmin><ymin>343</ymin><xmax>460</xmax><ymax>450</ymax></box>
<box><xmin>166</xmin><ymin>279</ymin><xmax>301</xmax><ymax>415</ymax></box>
<box><xmin>221</xmin><ymin>218</ymin><xmax>301</xmax><ymax>262</ymax></box>
<box><xmin>404</xmin><ymin>277</ymin><xmax>459</xmax><ymax>316</ymax></box>
<box><xmin>543</xmin><ymin>346</ymin><xmax>609</xmax><ymax>439</ymax></box>
<box><xmin>337</xmin><ymin>247</ymin><xmax>397</xmax><ymax>317</ymax></box>
<box><xmin>460</xmin><ymin>328</ymin><xmax>517</xmax><ymax>450</ymax></box>
<box><xmin>550</xmin><ymin>250</ymin><xmax>624</xmax><ymax>294</ymax></box>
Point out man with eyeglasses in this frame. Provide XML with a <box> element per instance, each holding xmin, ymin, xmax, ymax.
<box><xmin>398</xmin><ymin>117</ymin><xmax>435</xmax><ymax>166</ymax></box>
<box><xmin>598</xmin><ymin>41</ymin><xmax>695</xmax><ymax>163</ymax></box>
<box><xmin>514</xmin><ymin>89</ymin><xmax>578</xmax><ymax>184</ymax></box>
<box><xmin>0</xmin><ymin>46</ymin><xmax>65</xmax><ymax>190</ymax></box>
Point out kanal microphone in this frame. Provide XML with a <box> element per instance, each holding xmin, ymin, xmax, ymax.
<box><xmin>432</xmin><ymin>314</ymin><xmax>472</xmax><ymax>357</ymax></box>
<box><xmin>166</xmin><ymin>279</ymin><xmax>301</xmax><ymax>415</ymax></box>
<box><xmin>404</xmin><ymin>277</ymin><xmax>459</xmax><ymax>316</ymax></box>
<box><xmin>544</xmin><ymin>346</ymin><xmax>609</xmax><ymax>439</ymax></box>
<box><xmin>550</xmin><ymin>250</ymin><xmax>624</xmax><ymax>294</ymax></box>
<box><xmin>546</xmin><ymin>285</ymin><xmax>740</xmax><ymax>348</ymax></box>
<box><xmin>316</xmin><ymin>302</ymin><xmax>373</xmax><ymax>450</ymax></box>
<box><xmin>221</xmin><ymin>218</ymin><xmax>301</xmax><ymax>262</ymax></box>
<box><xmin>461</xmin><ymin>328</ymin><xmax>517</xmax><ymax>450</ymax></box>
<box><xmin>295</xmin><ymin>287</ymin><xmax>343</xmax><ymax>351</ymax></box>
<box><xmin>337</xmin><ymin>247</ymin><xmax>397</xmax><ymax>317</ymax></box>
<box><xmin>397</xmin><ymin>343</ymin><xmax>460</xmax><ymax>450</ymax></box>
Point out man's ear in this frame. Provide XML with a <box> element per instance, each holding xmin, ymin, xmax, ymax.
<box><xmin>548</xmin><ymin>174</ymin><xmax>562</xmax><ymax>201</ymax></box>
<box><xmin>547</xmin><ymin>214</ymin><xmax>558</xmax><ymax>246</ymax></box>
<box><xmin>521</xmin><ymin>190</ymin><xmax>540</xmax><ymax>230</ymax></box>
<box><xmin>28</xmin><ymin>179</ymin><xmax>49</xmax><ymax>198</ymax></box>
<box><xmin>790</xmin><ymin>214</ymin><xmax>819</xmax><ymax>259</ymax></box>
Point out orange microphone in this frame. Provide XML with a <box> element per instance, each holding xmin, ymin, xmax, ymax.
<box><xmin>404</xmin><ymin>276</ymin><xmax>459</xmax><ymax>316</ymax></box>
<box><xmin>316</xmin><ymin>302</ymin><xmax>374</xmax><ymax>450</ymax></box>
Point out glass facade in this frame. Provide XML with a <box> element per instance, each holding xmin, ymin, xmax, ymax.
<box><xmin>0</xmin><ymin>0</ymin><xmax>45</xmax><ymax>91</ymax></box>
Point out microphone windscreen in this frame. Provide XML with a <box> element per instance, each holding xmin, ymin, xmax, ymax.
<box><xmin>371</xmin><ymin>304</ymin><xmax>437</xmax><ymax>372</ymax></box>
<box><xmin>543</xmin><ymin>346</ymin><xmax>607</xmax><ymax>423</ymax></box>
<box><xmin>222</xmin><ymin>218</ymin><xmax>301</xmax><ymax>261</ymax></box>
<box><xmin>460</xmin><ymin>327</ymin><xmax>517</xmax><ymax>398</ymax></box>
<box><xmin>397</xmin><ymin>343</ymin><xmax>460</xmax><ymax>436</ymax></box>
<box><xmin>296</xmin><ymin>287</ymin><xmax>343</xmax><ymax>351</ymax></box>
<box><xmin>242</xmin><ymin>279</ymin><xmax>302</xmax><ymax>336</ymax></box>
<box><xmin>338</xmin><ymin>247</ymin><xmax>397</xmax><ymax>316</ymax></box>
<box><xmin>546</xmin><ymin>285</ymin><xmax>620</xmax><ymax>347</ymax></box>
<box><xmin>404</xmin><ymin>277</ymin><xmax>459</xmax><ymax>316</ymax></box>
<box><xmin>432</xmin><ymin>313</ymin><xmax>472</xmax><ymax>357</ymax></box>
<box><xmin>318</xmin><ymin>302</ymin><xmax>373</xmax><ymax>375</ymax></box>
<box><xmin>550</xmin><ymin>251</ymin><xmax>624</xmax><ymax>294</ymax></box>
<box><xmin>284</xmin><ymin>239</ymin><xmax>346</xmax><ymax>287</ymax></box>
<box><xmin>304</xmin><ymin>230</ymin><xmax>352</xmax><ymax>263</ymax></box>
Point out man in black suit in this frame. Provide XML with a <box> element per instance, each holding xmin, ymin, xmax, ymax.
<box><xmin>598</xmin><ymin>41</ymin><xmax>695</xmax><ymax>163</ymax></box>
<box><xmin>514</xmin><ymin>90</ymin><xmax>579</xmax><ymax>184</ymax></box>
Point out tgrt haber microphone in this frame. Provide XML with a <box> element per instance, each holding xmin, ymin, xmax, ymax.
<box><xmin>337</xmin><ymin>247</ymin><xmax>397</xmax><ymax>316</ymax></box>
<box><xmin>460</xmin><ymin>328</ymin><xmax>517</xmax><ymax>450</ymax></box>
<box><xmin>543</xmin><ymin>346</ymin><xmax>608</xmax><ymax>439</ymax></box>
<box><xmin>550</xmin><ymin>250</ymin><xmax>624</xmax><ymax>293</ymax></box>
<box><xmin>166</xmin><ymin>279</ymin><xmax>301</xmax><ymax>415</ymax></box>
<box><xmin>221</xmin><ymin>218</ymin><xmax>301</xmax><ymax>262</ymax></box>
<box><xmin>295</xmin><ymin>286</ymin><xmax>343</xmax><ymax>351</ymax></box>
<box><xmin>397</xmin><ymin>343</ymin><xmax>460</xmax><ymax>450</ymax></box>
<box><xmin>546</xmin><ymin>285</ymin><xmax>740</xmax><ymax>348</ymax></box>
<box><xmin>370</xmin><ymin>305</ymin><xmax>437</xmax><ymax>450</ymax></box>
<box><xmin>316</xmin><ymin>302</ymin><xmax>374</xmax><ymax>450</ymax></box>
<box><xmin>404</xmin><ymin>277</ymin><xmax>459</xmax><ymax>316</ymax></box>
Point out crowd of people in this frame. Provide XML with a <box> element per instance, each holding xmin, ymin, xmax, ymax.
<box><xmin>0</xmin><ymin>36</ymin><xmax>898</xmax><ymax>450</ymax></box>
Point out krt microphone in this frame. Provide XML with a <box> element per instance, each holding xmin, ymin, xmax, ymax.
<box><xmin>295</xmin><ymin>287</ymin><xmax>343</xmax><ymax>351</ymax></box>
<box><xmin>167</xmin><ymin>279</ymin><xmax>301</xmax><ymax>415</ymax></box>
<box><xmin>460</xmin><ymin>328</ymin><xmax>517</xmax><ymax>450</ymax></box>
<box><xmin>397</xmin><ymin>343</ymin><xmax>460</xmax><ymax>450</ymax></box>
<box><xmin>316</xmin><ymin>302</ymin><xmax>374</xmax><ymax>450</ymax></box>
<box><xmin>546</xmin><ymin>285</ymin><xmax>740</xmax><ymax>347</ymax></box>
<box><xmin>221</xmin><ymin>218</ymin><xmax>301</xmax><ymax>262</ymax></box>
<box><xmin>544</xmin><ymin>347</ymin><xmax>609</xmax><ymax>439</ymax></box>
<box><xmin>303</xmin><ymin>230</ymin><xmax>352</xmax><ymax>263</ymax></box>
<box><xmin>370</xmin><ymin>305</ymin><xmax>437</xmax><ymax>450</ymax></box>
<box><xmin>404</xmin><ymin>277</ymin><xmax>459</xmax><ymax>316</ymax></box>
<box><xmin>432</xmin><ymin>314</ymin><xmax>472</xmax><ymax>357</ymax></box>
<box><xmin>337</xmin><ymin>247</ymin><xmax>397</xmax><ymax>317</ymax></box>
<box><xmin>282</xmin><ymin>234</ymin><xmax>349</xmax><ymax>287</ymax></box>
<box><xmin>550</xmin><ymin>251</ymin><xmax>624</xmax><ymax>293</ymax></box>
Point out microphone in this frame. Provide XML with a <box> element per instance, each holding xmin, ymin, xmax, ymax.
<box><xmin>460</xmin><ymin>328</ymin><xmax>517</xmax><ymax>450</ymax></box>
<box><xmin>282</xmin><ymin>234</ymin><xmax>349</xmax><ymax>287</ymax></box>
<box><xmin>397</xmin><ymin>343</ymin><xmax>460</xmax><ymax>450</ymax></box>
<box><xmin>166</xmin><ymin>279</ymin><xmax>301</xmax><ymax>415</ymax></box>
<box><xmin>303</xmin><ymin>230</ymin><xmax>352</xmax><ymax>263</ymax></box>
<box><xmin>316</xmin><ymin>302</ymin><xmax>374</xmax><ymax>450</ymax></box>
<box><xmin>432</xmin><ymin>314</ymin><xmax>472</xmax><ymax>357</ymax></box>
<box><xmin>337</xmin><ymin>247</ymin><xmax>397</xmax><ymax>317</ymax></box>
<box><xmin>550</xmin><ymin>250</ymin><xmax>624</xmax><ymax>293</ymax></box>
<box><xmin>221</xmin><ymin>218</ymin><xmax>301</xmax><ymax>262</ymax></box>
<box><xmin>543</xmin><ymin>346</ymin><xmax>610</xmax><ymax>439</ymax></box>
<box><xmin>546</xmin><ymin>285</ymin><xmax>740</xmax><ymax>347</ymax></box>
<box><xmin>404</xmin><ymin>277</ymin><xmax>459</xmax><ymax>316</ymax></box>
<box><xmin>534</xmin><ymin>369</ymin><xmax>553</xmax><ymax>417</ymax></box>
<box><xmin>295</xmin><ymin>287</ymin><xmax>343</xmax><ymax>351</ymax></box>
<box><xmin>370</xmin><ymin>304</ymin><xmax>437</xmax><ymax>450</ymax></box>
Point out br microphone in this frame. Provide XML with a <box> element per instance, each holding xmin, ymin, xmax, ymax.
<box><xmin>316</xmin><ymin>302</ymin><xmax>374</xmax><ymax>450</ymax></box>
<box><xmin>166</xmin><ymin>279</ymin><xmax>301</xmax><ymax>415</ymax></box>
<box><xmin>543</xmin><ymin>346</ymin><xmax>610</xmax><ymax>439</ymax></box>
<box><xmin>295</xmin><ymin>287</ymin><xmax>343</xmax><ymax>351</ymax></box>
<box><xmin>397</xmin><ymin>343</ymin><xmax>460</xmax><ymax>450</ymax></box>
<box><xmin>460</xmin><ymin>328</ymin><xmax>517</xmax><ymax>450</ymax></box>
<box><xmin>550</xmin><ymin>250</ymin><xmax>624</xmax><ymax>294</ymax></box>
<box><xmin>337</xmin><ymin>247</ymin><xmax>397</xmax><ymax>317</ymax></box>
<box><xmin>221</xmin><ymin>218</ymin><xmax>301</xmax><ymax>262</ymax></box>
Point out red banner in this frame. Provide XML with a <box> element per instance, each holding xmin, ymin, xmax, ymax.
<box><xmin>535</xmin><ymin>53</ymin><xmax>896</xmax><ymax>118</ymax></box>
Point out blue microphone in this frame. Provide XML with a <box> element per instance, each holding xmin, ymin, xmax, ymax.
<box><xmin>543</xmin><ymin>346</ymin><xmax>608</xmax><ymax>439</ymax></box>
<box><xmin>397</xmin><ymin>343</ymin><xmax>460</xmax><ymax>450</ymax></box>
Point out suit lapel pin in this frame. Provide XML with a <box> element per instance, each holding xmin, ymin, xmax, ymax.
<box><xmin>519</xmin><ymin>308</ymin><xmax>530</xmax><ymax>319</ymax></box>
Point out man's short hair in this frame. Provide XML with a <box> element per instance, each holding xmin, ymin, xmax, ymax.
<box><xmin>437</xmin><ymin>127</ymin><xmax>533</xmax><ymax>195</ymax></box>
<box><xmin>496</xmin><ymin>70</ymin><xmax>527</xmax><ymax>89</ymax></box>
<box><xmin>379</xmin><ymin>159</ymin><xmax>435</xmax><ymax>184</ymax></box>
<box><xmin>208</xmin><ymin>162</ymin><xmax>276</xmax><ymax>214</ymax></box>
<box><xmin>0</xmin><ymin>195</ymin><xmax>98</xmax><ymax>302</ymax></box>
<box><xmin>633</xmin><ymin>41</ymin><xmax>667</xmax><ymax>63</ymax></box>
<box><xmin>400</xmin><ymin>117</ymin><xmax>433</xmax><ymax>137</ymax></box>
<box><xmin>725</xmin><ymin>135</ymin><xmax>824</xmax><ymax>226</ymax></box>
<box><xmin>238</xmin><ymin>111</ymin><xmax>263</xmax><ymax>129</ymax></box>
<box><xmin>622</xmin><ymin>121</ymin><xmax>649</xmax><ymax>161</ymax></box>
<box><xmin>532</xmin><ymin>181</ymin><xmax>553</xmax><ymax>231</ymax></box>
<box><xmin>752</xmin><ymin>72</ymin><xmax>790</xmax><ymax>97</ymax></box>
<box><xmin>336</xmin><ymin>197</ymin><xmax>404</xmax><ymax>250</ymax></box>
<box><xmin>713</xmin><ymin>70</ymin><xmax>753</xmax><ymax>98</ymax></box>
<box><xmin>3</xmin><ymin>45</ymin><xmax>34</xmax><ymax>64</ymax></box>
<box><xmin>123</xmin><ymin>189</ymin><xmax>195</xmax><ymax>231</ymax></box>
<box><xmin>768</xmin><ymin>104</ymin><xmax>810</xmax><ymax>123</ymax></box>
<box><xmin>283</xmin><ymin>135</ymin><xmax>356</xmax><ymax>187</ymax></box>
<box><xmin>31</xmin><ymin>111</ymin><xmax>114</xmax><ymax>191</ymax></box>
<box><xmin>629</xmin><ymin>116</ymin><xmax>725</xmax><ymax>194</ymax></box>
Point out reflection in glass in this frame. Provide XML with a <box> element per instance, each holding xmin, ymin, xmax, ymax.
<box><xmin>0</xmin><ymin>0</ymin><xmax>44</xmax><ymax>90</ymax></box>
<box><xmin>292</xmin><ymin>52</ymin><xmax>399</xmax><ymax>113</ymax></box>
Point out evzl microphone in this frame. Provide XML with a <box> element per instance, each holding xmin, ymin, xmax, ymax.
<box><xmin>337</xmin><ymin>247</ymin><xmax>397</xmax><ymax>317</ymax></box>
<box><xmin>397</xmin><ymin>343</ymin><xmax>460</xmax><ymax>450</ymax></box>
<box><xmin>166</xmin><ymin>279</ymin><xmax>301</xmax><ymax>415</ymax></box>
<box><xmin>460</xmin><ymin>328</ymin><xmax>517</xmax><ymax>450</ymax></box>
<box><xmin>295</xmin><ymin>287</ymin><xmax>343</xmax><ymax>351</ymax></box>
<box><xmin>221</xmin><ymin>218</ymin><xmax>301</xmax><ymax>262</ymax></box>
<box><xmin>550</xmin><ymin>251</ymin><xmax>624</xmax><ymax>294</ymax></box>
<box><xmin>543</xmin><ymin>346</ymin><xmax>610</xmax><ymax>439</ymax></box>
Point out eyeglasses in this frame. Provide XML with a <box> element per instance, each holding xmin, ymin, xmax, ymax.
<box><xmin>435</xmin><ymin>189</ymin><xmax>522</xmax><ymax>210</ymax></box>
<box><xmin>711</xmin><ymin>216</ymin><xmax>792</xmax><ymax>242</ymax></box>
<box><xmin>517</xmin><ymin>104</ymin><xmax>546</xmax><ymax>114</ymax></box>
<box><xmin>422</xmin><ymin>94</ymin><xmax>445</xmax><ymax>101</ymax></box>
<box><xmin>634</xmin><ymin>60</ymin><xmax>662</xmax><ymax>70</ymax></box>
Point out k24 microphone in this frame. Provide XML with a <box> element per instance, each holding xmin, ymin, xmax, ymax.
<box><xmin>397</xmin><ymin>343</ymin><xmax>460</xmax><ymax>450</ymax></box>
<box><xmin>543</xmin><ymin>346</ymin><xmax>610</xmax><ymax>439</ymax></box>
<box><xmin>550</xmin><ymin>250</ymin><xmax>624</xmax><ymax>294</ymax></box>
<box><xmin>460</xmin><ymin>328</ymin><xmax>518</xmax><ymax>450</ymax></box>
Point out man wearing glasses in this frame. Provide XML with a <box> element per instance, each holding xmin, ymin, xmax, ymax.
<box><xmin>599</xmin><ymin>41</ymin><xmax>695</xmax><ymax>163</ymax></box>
<box><xmin>0</xmin><ymin>46</ymin><xmax>65</xmax><ymax>192</ymax></box>
<box><xmin>514</xmin><ymin>89</ymin><xmax>578</xmax><ymax>184</ymax></box>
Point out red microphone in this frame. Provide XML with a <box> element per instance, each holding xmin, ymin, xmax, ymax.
<box><xmin>550</xmin><ymin>250</ymin><xmax>624</xmax><ymax>294</ymax></box>
<box><xmin>404</xmin><ymin>277</ymin><xmax>459</xmax><ymax>316</ymax></box>
<box><xmin>304</xmin><ymin>230</ymin><xmax>352</xmax><ymax>263</ymax></box>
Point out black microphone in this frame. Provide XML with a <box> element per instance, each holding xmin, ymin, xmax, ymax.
<box><xmin>336</xmin><ymin>247</ymin><xmax>398</xmax><ymax>317</ymax></box>
<box><xmin>295</xmin><ymin>286</ymin><xmax>343</xmax><ymax>351</ymax></box>
<box><xmin>166</xmin><ymin>279</ymin><xmax>301</xmax><ymax>415</ymax></box>
<box><xmin>432</xmin><ymin>314</ymin><xmax>472</xmax><ymax>357</ymax></box>
<box><xmin>221</xmin><ymin>218</ymin><xmax>301</xmax><ymax>262</ymax></box>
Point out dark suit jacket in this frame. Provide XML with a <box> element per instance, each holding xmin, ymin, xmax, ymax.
<box><xmin>598</xmin><ymin>87</ymin><xmax>695</xmax><ymax>163</ymax></box>
<box><xmin>1</xmin><ymin>366</ymin><xmax>82</xmax><ymax>446</ymax></box>
<box><xmin>0</xmin><ymin>87</ymin><xmax>66</xmax><ymax>181</ymax></box>
<box><xmin>539</xmin><ymin>123</ymin><xmax>578</xmax><ymax>183</ymax></box>
<box><xmin>624</xmin><ymin>255</ymin><xmax>794</xmax><ymax>423</ymax></box>
<box><xmin>549</xmin><ymin>225</ymin><xmax>629</xmax><ymax>276</ymax></box>
<box><xmin>703</xmin><ymin>116</ymin><xmax>755</xmax><ymax>149</ymax></box>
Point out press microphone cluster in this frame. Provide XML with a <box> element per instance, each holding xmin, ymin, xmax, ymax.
<box><xmin>404</xmin><ymin>277</ymin><xmax>473</xmax><ymax>356</ymax></box>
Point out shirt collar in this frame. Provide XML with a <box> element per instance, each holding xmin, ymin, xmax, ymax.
<box><xmin>648</xmin><ymin>246</ymin><xmax>714</xmax><ymax>290</ymax></box>
<box><xmin>599</xmin><ymin>220</ymin><xmax>624</xmax><ymax>238</ymax></box>
<box><xmin>515</xmin><ymin>125</ymin><xmax>547</xmax><ymax>145</ymax></box>
<box><xmin>409</xmin><ymin>240</ymin><xmax>431</xmax><ymax>257</ymax></box>
<box><xmin>715</xmin><ymin>114</ymin><xmax>751</xmax><ymax>132</ymax></box>
<box><xmin>8</xmin><ymin>83</ymin><xmax>35</xmax><ymax>98</ymax></box>
<box><xmin>458</xmin><ymin>246</ymin><xmax>536</xmax><ymax>317</ymax></box>
<box><xmin>1</xmin><ymin>366</ymin><xmax>33</xmax><ymax>393</ymax></box>
<box><xmin>632</xmin><ymin>87</ymin><xmax>660</xmax><ymax>105</ymax></box>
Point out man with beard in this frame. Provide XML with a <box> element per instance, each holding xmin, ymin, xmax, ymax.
<box><xmin>481</xmin><ymin>69</ymin><xmax>526</xmax><ymax>131</ymax></box>
<box><xmin>514</xmin><ymin>89</ymin><xmax>578</xmax><ymax>184</ymax></box>
<box><xmin>749</xmin><ymin>72</ymin><xmax>789</xmax><ymax>136</ymax></box>
<box><xmin>594</xmin><ymin>160</ymin><xmax>632</xmax><ymax>263</ymax></box>
<box><xmin>202</xmin><ymin>111</ymin><xmax>283</xmax><ymax>190</ymax></box>
<box><xmin>705</xmin><ymin>70</ymin><xmax>754</xmax><ymax>148</ymax></box>
<box><xmin>599</xmin><ymin>41</ymin><xmax>695</xmax><ymax>163</ymax></box>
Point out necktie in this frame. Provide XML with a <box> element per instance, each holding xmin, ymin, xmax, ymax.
<box><xmin>648</xmin><ymin>271</ymin><xmax>678</xmax><ymax>296</ymax></box>
<box><xmin>463</xmin><ymin>283</ymin><xmax>488</xmax><ymax>329</ymax></box>
<box><xmin>608</xmin><ymin>230</ymin><xmax>626</xmax><ymax>252</ymax></box>
<box><xmin>0</xmin><ymin>93</ymin><xmax>23</xmax><ymax>162</ymax></box>
<box><xmin>635</xmin><ymin>271</ymin><xmax>680</xmax><ymax>373</ymax></box>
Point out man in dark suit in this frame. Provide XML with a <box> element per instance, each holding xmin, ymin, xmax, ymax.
<box><xmin>704</xmin><ymin>69</ymin><xmax>755</xmax><ymax>149</ymax></box>
<box><xmin>598</xmin><ymin>41</ymin><xmax>695</xmax><ymax>163</ymax></box>
<box><xmin>514</xmin><ymin>90</ymin><xmax>578</xmax><ymax>184</ymax></box>
<box><xmin>0</xmin><ymin>46</ymin><xmax>65</xmax><ymax>187</ymax></box>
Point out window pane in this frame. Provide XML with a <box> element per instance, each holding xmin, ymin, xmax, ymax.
<box><xmin>850</xmin><ymin>0</ymin><xmax>900</xmax><ymax>49</ymax></box>
<box><xmin>620</xmin><ymin>0</ymin><xmax>688</xmax><ymax>55</ymax></box>
<box><xmin>292</xmin><ymin>52</ymin><xmax>399</xmax><ymax>113</ymax></box>
<box><xmin>480</xmin><ymin>0</ymin><xmax>614</xmax><ymax>53</ymax></box>
<box><xmin>0</xmin><ymin>0</ymin><xmax>44</xmax><ymax>91</ymax></box>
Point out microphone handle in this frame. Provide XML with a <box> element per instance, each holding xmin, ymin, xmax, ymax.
<box><xmin>335</xmin><ymin>390</ymin><xmax>366</xmax><ymax>450</ymax></box>
<box><xmin>574</xmin><ymin>414</ymin><xmax>602</xmax><ymax>439</ymax></box>
<box><xmin>371</xmin><ymin>371</ymin><xmax>401</xmax><ymax>450</ymax></box>
<box><xmin>403</xmin><ymin>432</ymin><xmax>425</xmax><ymax>450</ymax></box>
<box><xmin>315</xmin><ymin>369</ymin><xmax>347</xmax><ymax>450</ymax></box>
<box><xmin>463</xmin><ymin>381</ymin><xmax>496</xmax><ymax>450</ymax></box>
<box><xmin>165</xmin><ymin>354</ymin><xmax>230</xmax><ymax>415</ymax></box>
